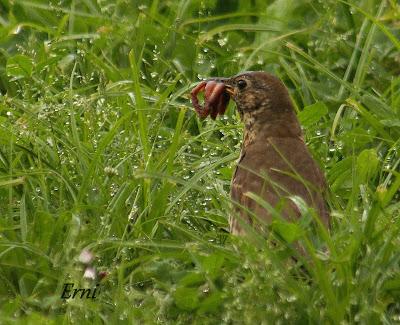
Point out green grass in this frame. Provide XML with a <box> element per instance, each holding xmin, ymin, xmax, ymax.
<box><xmin>1</xmin><ymin>0</ymin><xmax>399</xmax><ymax>323</ymax></box>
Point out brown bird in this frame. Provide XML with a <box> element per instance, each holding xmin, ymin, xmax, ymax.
<box><xmin>191</xmin><ymin>71</ymin><xmax>329</xmax><ymax>235</ymax></box>
<box><xmin>191</xmin><ymin>72</ymin><xmax>329</xmax><ymax>234</ymax></box>
<box><xmin>225</xmin><ymin>71</ymin><xmax>329</xmax><ymax>235</ymax></box>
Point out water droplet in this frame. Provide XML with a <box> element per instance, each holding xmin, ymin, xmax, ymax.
<box><xmin>217</xmin><ymin>37</ymin><xmax>228</xmax><ymax>47</ymax></box>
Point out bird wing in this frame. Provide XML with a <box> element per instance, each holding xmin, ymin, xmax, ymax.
<box><xmin>229</xmin><ymin>137</ymin><xmax>329</xmax><ymax>232</ymax></box>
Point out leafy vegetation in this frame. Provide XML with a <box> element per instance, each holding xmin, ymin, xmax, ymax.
<box><xmin>0</xmin><ymin>0</ymin><xmax>399</xmax><ymax>323</ymax></box>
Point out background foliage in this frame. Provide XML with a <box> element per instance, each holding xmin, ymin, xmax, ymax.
<box><xmin>0</xmin><ymin>0</ymin><xmax>399</xmax><ymax>323</ymax></box>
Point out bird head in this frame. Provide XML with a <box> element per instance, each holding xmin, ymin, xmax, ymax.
<box><xmin>222</xmin><ymin>71</ymin><xmax>294</xmax><ymax>121</ymax></box>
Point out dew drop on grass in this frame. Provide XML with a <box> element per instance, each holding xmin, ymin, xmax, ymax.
<box><xmin>217</xmin><ymin>37</ymin><xmax>228</xmax><ymax>47</ymax></box>
<box><xmin>197</xmin><ymin>54</ymin><xmax>205</xmax><ymax>65</ymax></box>
<box><xmin>12</xmin><ymin>25</ymin><xmax>22</xmax><ymax>34</ymax></box>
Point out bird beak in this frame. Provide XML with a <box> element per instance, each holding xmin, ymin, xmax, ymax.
<box><xmin>224</xmin><ymin>85</ymin><xmax>235</xmax><ymax>96</ymax></box>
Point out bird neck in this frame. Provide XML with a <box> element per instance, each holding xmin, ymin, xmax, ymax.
<box><xmin>242</xmin><ymin>109</ymin><xmax>302</xmax><ymax>147</ymax></box>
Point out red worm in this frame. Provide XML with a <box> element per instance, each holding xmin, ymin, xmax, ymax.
<box><xmin>190</xmin><ymin>80</ymin><xmax>230</xmax><ymax>120</ymax></box>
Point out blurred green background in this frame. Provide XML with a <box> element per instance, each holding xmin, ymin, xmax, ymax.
<box><xmin>0</xmin><ymin>0</ymin><xmax>399</xmax><ymax>323</ymax></box>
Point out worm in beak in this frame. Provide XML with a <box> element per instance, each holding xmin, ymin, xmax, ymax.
<box><xmin>190</xmin><ymin>78</ymin><xmax>231</xmax><ymax>120</ymax></box>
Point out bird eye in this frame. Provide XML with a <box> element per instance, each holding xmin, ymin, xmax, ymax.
<box><xmin>237</xmin><ymin>79</ymin><xmax>247</xmax><ymax>90</ymax></box>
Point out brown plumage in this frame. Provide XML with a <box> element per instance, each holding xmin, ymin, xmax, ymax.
<box><xmin>224</xmin><ymin>71</ymin><xmax>329</xmax><ymax>234</ymax></box>
<box><xmin>190</xmin><ymin>71</ymin><xmax>330</xmax><ymax>236</ymax></box>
